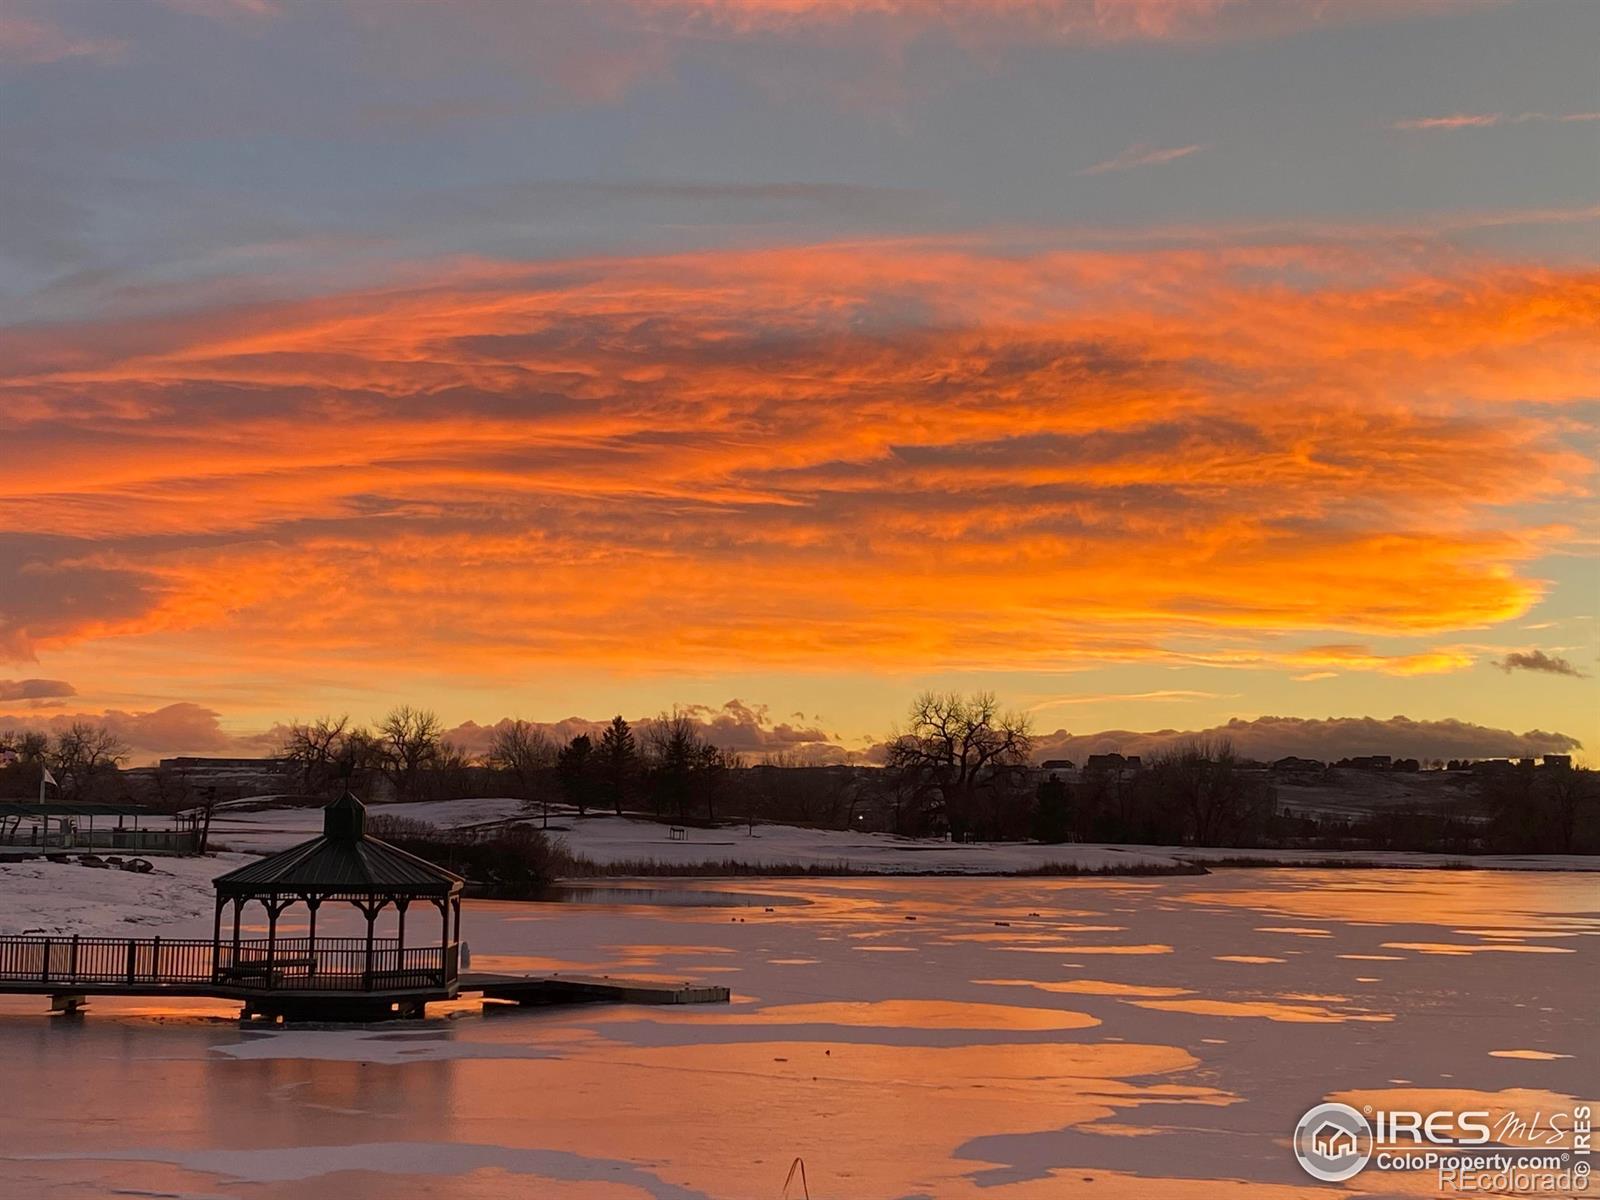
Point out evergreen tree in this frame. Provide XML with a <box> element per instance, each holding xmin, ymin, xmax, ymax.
<box><xmin>556</xmin><ymin>734</ymin><xmax>597</xmax><ymax>816</ymax></box>
<box><xmin>597</xmin><ymin>716</ymin><xmax>638</xmax><ymax>816</ymax></box>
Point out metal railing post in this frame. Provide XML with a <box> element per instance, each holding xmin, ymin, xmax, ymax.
<box><xmin>40</xmin><ymin>938</ymin><xmax>51</xmax><ymax>983</ymax></box>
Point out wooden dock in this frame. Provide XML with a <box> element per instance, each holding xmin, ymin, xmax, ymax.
<box><xmin>0</xmin><ymin>935</ymin><xmax>728</xmax><ymax>1018</ymax></box>
<box><xmin>461</xmin><ymin>972</ymin><xmax>730</xmax><ymax>1006</ymax></box>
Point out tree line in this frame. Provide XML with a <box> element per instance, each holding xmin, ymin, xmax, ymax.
<box><xmin>0</xmin><ymin>723</ymin><xmax>131</xmax><ymax>802</ymax></box>
<box><xmin>280</xmin><ymin>706</ymin><xmax>744</xmax><ymax>823</ymax></box>
<box><xmin>5</xmin><ymin>692</ymin><xmax>1595</xmax><ymax>854</ymax></box>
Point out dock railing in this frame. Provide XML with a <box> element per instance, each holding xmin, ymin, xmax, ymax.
<box><xmin>0</xmin><ymin>935</ymin><xmax>453</xmax><ymax>994</ymax></box>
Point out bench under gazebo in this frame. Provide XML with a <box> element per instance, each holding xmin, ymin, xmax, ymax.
<box><xmin>210</xmin><ymin>792</ymin><xmax>464</xmax><ymax>1018</ymax></box>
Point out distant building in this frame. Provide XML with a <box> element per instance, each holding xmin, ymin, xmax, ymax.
<box><xmin>1040</xmin><ymin>759</ymin><xmax>1075</xmax><ymax>770</ymax></box>
<box><xmin>157</xmin><ymin>757</ymin><xmax>289</xmax><ymax>771</ymax></box>
<box><xmin>1271</xmin><ymin>756</ymin><xmax>1324</xmax><ymax>774</ymax></box>
<box><xmin>1083</xmin><ymin>753</ymin><xmax>1140</xmax><ymax>774</ymax></box>
<box><xmin>1544</xmin><ymin>755</ymin><xmax>1573</xmax><ymax>770</ymax></box>
<box><xmin>1346</xmin><ymin>755</ymin><xmax>1392</xmax><ymax>770</ymax></box>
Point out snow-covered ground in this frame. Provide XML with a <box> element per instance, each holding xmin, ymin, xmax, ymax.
<box><xmin>0</xmin><ymin>852</ymin><xmax>253</xmax><ymax>938</ymax></box>
<box><xmin>211</xmin><ymin>800</ymin><xmax>1190</xmax><ymax>872</ymax></box>
<box><xmin>5</xmin><ymin>799</ymin><xmax>1596</xmax><ymax>940</ymax></box>
<box><xmin>207</xmin><ymin>798</ymin><xmax>1600</xmax><ymax>874</ymax></box>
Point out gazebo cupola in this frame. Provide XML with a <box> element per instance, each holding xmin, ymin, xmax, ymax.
<box><xmin>210</xmin><ymin>792</ymin><xmax>464</xmax><ymax>1010</ymax></box>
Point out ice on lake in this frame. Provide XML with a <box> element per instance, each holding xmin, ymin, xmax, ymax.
<box><xmin>2</xmin><ymin>869</ymin><xmax>1594</xmax><ymax>1199</ymax></box>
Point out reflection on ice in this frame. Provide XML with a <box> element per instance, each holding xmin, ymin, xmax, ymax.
<box><xmin>0</xmin><ymin>869</ymin><xmax>1593</xmax><ymax>1200</ymax></box>
<box><xmin>976</xmin><ymin>978</ymin><xmax>1194</xmax><ymax>998</ymax></box>
<box><xmin>1128</xmin><ymin>998</ymin><xmax>1393</xmax><ymax>1023</ymax></box>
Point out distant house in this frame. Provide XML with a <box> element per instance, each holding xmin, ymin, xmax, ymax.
<box><xmin>157</xmin><ymin>757</ymin><xmax>290</xmax><ymax>772</ymax></box>
<box><xmin>1346</xmin><ymin>755</ymin><xmax>1392</xmax><ymax>770</ymax></box>
<box><xmin>1544</xmin><ymin>754</ymin><xmax>1573</xmax><ymax>770</ymax></box>
<box><xmin>1271</xmin><ymin>756</ymin><xmax>1324</xmax><ymax>774</ymax></box>
<box><xmin>1040</xmin><ymin>759</ymin><xmax>1075</xmax><ymax>770</ymax></box>
<box><xmin>1083</xmin><ymin>753</ymin><xmax>1141</xmax><ymax>774</ymax></box>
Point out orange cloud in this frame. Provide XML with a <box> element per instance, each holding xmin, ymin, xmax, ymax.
<box><xmin>1395</xmin><ymin>111</ymin><xmax>1600</xmax><ymax>131</ymax></box>
<box><xmin>0</xmin><ymin>233</ymin><xmax>1594</xmax><ymax>685</ymax></box>
<box><xmin>1078</xmin><ymin>142</ymin><xmax>1209</xmax><ymax>176</ymax></box>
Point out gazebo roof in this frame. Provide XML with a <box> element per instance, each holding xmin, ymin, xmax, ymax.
<box><xmin>213</xmin><ymin>793</ymin><xmax>463</xmax><ymax>899</ymax></box>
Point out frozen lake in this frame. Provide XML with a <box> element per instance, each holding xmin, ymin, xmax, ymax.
<box><xmin>2</xmin><ymin>869</ymin><xmax>1594</xmax><ymax>1199</ymax></box>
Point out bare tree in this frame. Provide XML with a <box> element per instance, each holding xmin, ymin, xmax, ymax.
<box><xmin>50</xmin><ymin>723</ymin><xmax>131</xmax><ymax>798</ymax></box>
<box><xmin>0</xmin><ymin>729</ymin><xmax>49</xmax><ymax>762</ymax></box>
<box><xmin>642</xmin><ymin>709</ymin><xmax>741</xmax><ymax>823</ymax></box>
<box><xmin>883</xmin><ymin>692</ymin><xmax>1032</xmax><ymax>839</ymax></box>
<box><xmin>1147</xmin><ymin>737</ymin><xmax>1265</xmax><ymax>846</ymax></box>
<box><xmin>646</xmin><ymin>710</ymin><xmax>704</xmax><ymax>821</ymax></box>
<box><xmin>487</xmin><ymin>719</ymin><xmax>557</xmax><ymax>800</ymax></box>
<box><xmin>377</xmin><ymin>706</ymin><xmax>443</xmax><ymax>801</ymax></box>
<box><xmin>280</xmin><ymin>715</ymin><xmax>356</xmax><ymax>797</ymax></box>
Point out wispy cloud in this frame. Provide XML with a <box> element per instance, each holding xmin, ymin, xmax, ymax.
<box><xmin>0</xmin><ymin>15</ymin><xmax>124</xmax><ymax>65</ymax></box>
<box><xmin>623</xmin><ymin>0</ymin><xmax>1495</xmax><ymax>45</ymax></box>
<box><xmin>1497</xmin><ymin>650</ymin><xmax>1589</xmax><ymax>678</ymax></box>
<box><xmin>1394</xmin><ymin>111</ymin><xmax>1600</xmax><ymax>131</ymax></box>
<box><xmin>1027</xmin><ymin>690</ymin><xmax>1233</xmax><ymax>712</ymax></box>
<box><xmin>1078</xmin><ymin>142</ymin><xmax>1209</xmax><ymax>176</ymax></box>
<box><xmin>157</xmin><ymin>0</ymin><xmax>283</xmax><ymax>20</ymax></box>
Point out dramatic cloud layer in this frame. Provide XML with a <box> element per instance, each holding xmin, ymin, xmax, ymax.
<box><xmin>1032</xmin><ymin>715</ymin><xmax>1584</xmax><ymax>764</ymax></box>
<box><xmin>15</xmin><ymin>699</ymin><xmax>1579</xmax><ymax>768</ymax></box>
<box><xmin>0</xmin><ymin>702</ymin><xmax>277</xmax><ymax>761</ymax></box>
<box><xmin>441</xmin><ymin>700</ymin><xmax>844</xmax><ymax>761</ymax></box>
<box><xmin>3</xmin><ymin>233</ymin><xmax>1594</xmax><ymax>688</ymax></box>
<box><xmin>1</xmin><ymin>698</ymin><xmax>842</xmax><ymax>763</ymax></box>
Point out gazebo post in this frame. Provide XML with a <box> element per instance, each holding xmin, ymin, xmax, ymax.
<box><xmin>231</xmin><ymin>897</ymin><xmax>242</xmax><ymax>967</ymax></box>
<box><xmin>437</xmin><ymin>898</ymin><xmax>450</xmax><ymax>983</ymax></box>
<box><xmin>396</xmin><ymin>898</ymin><xmax>410</xmax><ymax>981</ymax></box>
<box><xmin>305</xmin><ymin>897</ymin><xmax>319</xmax><ymax>977</ymax></box>
<box><xmin>211</xmin><ymin>896</ymin><xmax>224</xmax><ymax>978</ymax></box>
<box><xmin>265</xmin><ymin>896</ymin><xmax>286</xmax><ymax>984</ymax></box>
<box><xmin>362</xmin><ymin>902</ymin><xmax>377</xmax><ymax>990</ymax></box>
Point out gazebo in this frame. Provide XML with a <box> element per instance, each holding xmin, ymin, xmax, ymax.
<box><xmin>210</xmin><ymin>792</ymin><xmax>464</xmax><ymax>1017</ymax></box>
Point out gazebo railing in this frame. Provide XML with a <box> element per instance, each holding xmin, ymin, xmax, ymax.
<box><xmin>0</xmin><ymin>935</ymin><xmax>454</xmax><ymax>993</ymax></box>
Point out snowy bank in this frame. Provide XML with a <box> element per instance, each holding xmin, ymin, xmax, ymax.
<box><xmin>0</xmin><ymin>852</ymin><xmax>252</xmax><ymax>938</ymax></box>
<box><xmin>7</xmin><ymin>801</ymin><xmax>1597</xmax><ymax>941</ymax></box>
<box><xmin>208</xmin><ymin>801</ymin><xmax>1192</xmax><ymax>874</ymax></box>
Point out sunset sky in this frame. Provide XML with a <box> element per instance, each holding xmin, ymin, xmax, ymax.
<box><xmin>2</xmin><ymin>0</ymin><xmax>1596</xmax><ymax>763</ymax></box>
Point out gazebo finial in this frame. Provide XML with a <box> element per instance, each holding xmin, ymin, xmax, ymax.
<box><xmin>323</xmin><ymin>790</ymin><xmax>367</xmax><ymax>840</ymax></box>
